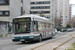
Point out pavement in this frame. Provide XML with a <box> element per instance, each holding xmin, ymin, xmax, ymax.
<box><xmin>0</xmin><ymin>38</ymin><xmax>12</xmax><ymax>46</ymax></box>
<box><xmin>17</xmin><ymin>31</ymin><xmax>75</xmax><ymax>50</ymax></box>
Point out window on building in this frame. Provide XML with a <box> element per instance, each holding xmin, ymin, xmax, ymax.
<box><xmin>61</xmin><ymin>16</ymin><xmax>63</xmax><ymax>18</ymax></box>
<box><xmin>31</xmin><ymin>1</ymin><xmax>50</xmax><ymax>4</ymax></box>
<box><xmin>47</xmin><ymin>16</ymin><xmax>50</xmax><ymax>18</ymax></box>
<box><xmin>0</xmin><ymin>0</ymin><xmax>9</xmax><ymax>5</ymax></box>
<box><xmin>0</xmin><ymin>11</ymin><xmax>9</xmax><ymax>16</ymax></box>
<box><xmin>69</xmin><ymin>17</ymin><xmax>71</xmax><ymax>18</ymax></box>
<box><xmin>31</xmin><ymin>6</ymin><xmax>50</xmax><ymax>9</ymax></box>
<box><xmin>0</xmin><ymin>11</ymin><xmax>3</xmax><ymax>15</ymax></box>
<box><xmin>5</xmin><ymin>11</ymin><xmax>9</xmax><ymax>15</ymax></box>
<box><xmin>45</xmin><ymin>16</ymin><xmax>50</xmax><ymax>18</ymax></box>
<box><xmin>31</xmin><ymin>11</ymin><xmax>50</xmax><ymax>14</ymax></box>
<box><xmin>65</xmin><ymin>16</ymin><xmax>67</xmax><ymax>18</ymax></box>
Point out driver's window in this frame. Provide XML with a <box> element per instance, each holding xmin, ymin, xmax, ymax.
<box><xmin>21</xmin><ymin>23</ymin><xmax>30</xmax><ymax>32</ymax></box>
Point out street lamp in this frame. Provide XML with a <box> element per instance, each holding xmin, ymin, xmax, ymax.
<box><xmin>55</xmin><ymin>10</ymin><xmax>57</xmax><ymax>28</ymax></box>
<box><xmin>60</xmin><ymin>12</ymin><xmax>61</xmax><ymax>29</ymax></box>
<box><xmin>21</xmin><ymin>0</ymin><xmax>23</xmax><ymax>15</ymax></box>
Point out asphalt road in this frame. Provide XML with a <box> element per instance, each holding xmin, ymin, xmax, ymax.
<box><xmin>0</xmin><ymin>31</ymin><xmax>74</xmax><ymax>50</ymax></box>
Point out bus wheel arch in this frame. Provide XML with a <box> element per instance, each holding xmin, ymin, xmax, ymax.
<box><xmin>21</xmin><ymin>41</ymin><xmax>25</xmax><ymax>43</ymax></box>
<box><xmin>50</xmin><ymin>33</ymin><xmax>53</xmax><ymax>39</ymax></box>
<box><xmin>39</xmin><ymin>34</ymin><xmax>42</xmax><ymax>42</ymax></box>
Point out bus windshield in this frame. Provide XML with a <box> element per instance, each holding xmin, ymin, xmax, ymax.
<box><xmin>13</xmin><ymin>22</ymin><xmax>31</xmax><ymax>33</ymax></box>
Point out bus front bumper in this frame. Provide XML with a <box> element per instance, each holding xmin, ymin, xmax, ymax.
<box><xmin>12</xmin><ymin>35</ymin><xmax>40</xmax><ymax>42</ymax></box>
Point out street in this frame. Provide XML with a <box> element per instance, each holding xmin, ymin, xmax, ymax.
<box><xmin>0</xmin><ymin>32</ymin><xmax>74</xmax><ymax>50</ymax></box>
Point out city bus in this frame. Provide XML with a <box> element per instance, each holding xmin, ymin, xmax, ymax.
<box><xmin>12</xmin><ymin>14</ymin><xmax>55</xmax><ymax>43</ymax></box>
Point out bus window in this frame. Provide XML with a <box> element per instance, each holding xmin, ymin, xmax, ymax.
<box><xmin>38</xmin><ymin>22</ymin><xmax>44</xmax><ymax>31</ymax></box>
<box><xmin>14</xmin><ymin>22</ymin><xmax>31</xmax><ymax>33</ymax></box>
<box><xmin>18</xmin><ymin>28</ymin><xmax>21</xmax><ymax>32</ymax></box>
<box><xmin>33</xmin><ymin>21</ymin><xmax>38</xmax><ymax>31</ymax></box>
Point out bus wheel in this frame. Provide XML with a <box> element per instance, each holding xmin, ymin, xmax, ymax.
<box><xmin>50</xmin><ymin>33</ymin><xmax>53</xmax><ymax>39</ymax></box>
<box><xmin>21</xmin><ymin>41</ymin><xmax>25</xmax><ymax>43</ymax></box>
<box><xmin>39</xmin><ymin>35</ymin><xmax>42</xmax><ymax>42</ymax></box>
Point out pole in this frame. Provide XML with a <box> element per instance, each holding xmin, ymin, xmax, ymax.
<box><xmin>55</xmin><ymin>10</ymin><xmax>57</xmax><ymax>28</ymax></box>
<box><xmin>55</xmin><ymin>14</ymin><xmax>56</xmax><ymax>28</ymax></box>
<box><xmin>60</xmin><ymin>12</ymin><xmax>61</xmax><ymax>29</ymax></box>
<box><xmin>21</xmin><ymin>0</ymin><xmax>23</xmax><ymax>15</ymax></box>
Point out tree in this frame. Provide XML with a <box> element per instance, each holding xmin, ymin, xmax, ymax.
<box><xmin>54</xmin><ymin>17</ymin><xmax>60</xmax><ymax>28</ymax></box>
<box><xmin>70</xmin><ymin>16</ymin><xmax>75</xmax><ymax>28</ymax></box>
<box><xmin>66</xmin><ymin>24</ymin><xmax>72</xmax><ymax>28</ymax></box>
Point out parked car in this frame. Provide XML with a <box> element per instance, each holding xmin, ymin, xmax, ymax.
<box><xmin>67</xmin><ymin>28</ymin><xmax>73</xmax><ymax>32</ymax></box>
<box><xmin>55</xmin><ymin>29</ymin><xmax>57</xmax><ymax>34</ymax></box>
<box><xmin>61</xmin><ymin>29</ymin><xmax>67</xmax><ymax>32</ymax></box>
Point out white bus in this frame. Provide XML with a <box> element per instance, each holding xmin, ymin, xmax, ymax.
<box><xmin>12</xmin><ymin>14</ymin><xmax>55</xmax><ymax>43</ymax></box>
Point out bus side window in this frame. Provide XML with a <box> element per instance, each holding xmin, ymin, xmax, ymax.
<box><xmin>33</xmin><ymin>21</ymin><xmax>38</xmax><ymax>31</ymax></box>
<box><xmin>38</xmin><ymin>22</ymin><xmax>44</xmax><ymax>31</ymax></box>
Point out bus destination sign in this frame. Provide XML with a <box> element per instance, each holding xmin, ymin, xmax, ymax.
<box><xmin>13</xmin><ymin>18</ymin><xmax>31</xmax><ymax>22</ymax></box>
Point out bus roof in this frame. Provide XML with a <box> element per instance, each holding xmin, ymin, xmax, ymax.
<box><xmin>16</xmin><ymin>14</ymin><xmax>47</xmax><ymax>20</ymax></box>
<box><xmin>14</xmin><ymin>14</ymin><xmax>54</xmax><ymax>24</ymax></box>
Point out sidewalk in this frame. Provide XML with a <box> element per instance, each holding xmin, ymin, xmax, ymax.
<box><xmin>0</xmin><ymin>37</ymin><xmax>12</xmax><ymax>46</ymax></box>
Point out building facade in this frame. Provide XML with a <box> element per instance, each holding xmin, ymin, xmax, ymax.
<box><xmin>10</xmin><ymin>0</ymin><xmax>30</xmax><ymax>22</ymax></box>
<box><xmin>30</xmin><ymin>0</ymin><xmax>54</xmax><ymax>22</ymax></box>
<box><xmin>0</xmin><ymin>0</ymin><xmax>10</xmax><ymax>36</ymax></box>
<box><xmin>54</xmin><ymin>0</ymin><xmax>69</xmax><ymax>27</ymax></box>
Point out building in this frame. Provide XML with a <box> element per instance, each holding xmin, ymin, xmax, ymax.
<box><xmin>10</xmin><ymin>0</ymin><xmax>30</xmax><ymax>22</ymax></box>
<box><xmin>30</xmin><ymin>0</ymin><xmax>54</xmax><ymax>22</ymax></box>
<box><xmin>0</xmin><ymin>0</ymin><xmax>10</xmax><ymax>36</ymax></box>
<box><xmin>54</xmin><ymin>0</ymin><xmax>69</xmax><ymax>27</ymax></box>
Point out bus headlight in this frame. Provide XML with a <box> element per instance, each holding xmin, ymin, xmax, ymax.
<box><xmin>29</xmin><ymin>36</ymin><xmax>34</xmax><ymax>38</ymax></box>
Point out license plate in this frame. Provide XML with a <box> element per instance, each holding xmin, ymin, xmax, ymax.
<box><xmin>20</xmin><ymin>39</ymin><xmax>25</xmax><ymax>41</ymax></box>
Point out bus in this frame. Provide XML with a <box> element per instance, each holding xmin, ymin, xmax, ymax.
<box><xmin>12</xmin><ymin>14</ymin><xmax>55</xmax><ymax>43</ymax></box>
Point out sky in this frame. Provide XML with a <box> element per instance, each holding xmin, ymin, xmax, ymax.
<box><xmin>70</xmin><ymin>0</ymin><xmax>75</xmax><ymax>4</ymax></box>
<box><xmin>70</xmin><ymin>0</ymin><xmax>75</xmax><ymax>15</ymax></box>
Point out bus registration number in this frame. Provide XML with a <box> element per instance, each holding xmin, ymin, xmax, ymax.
<box><xmin>20</xmin><ymin>39</ymin><xmax>25</xmax><ymax>41</ymax></box>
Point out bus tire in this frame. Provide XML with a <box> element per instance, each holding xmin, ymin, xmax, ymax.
<box><xmin>21</xmin><ymin>41</ymin><xmax>25</xmax><ymax>43</ymax></box>
<box><xmin>39</xmin><ymin>35</ymin><xmax>42</xmax><ymax>42</ymax></box>
<box><xmin>50</xmin><ymin>33</ymin><xmax>53</xmax><ymax>39</ymax></box>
